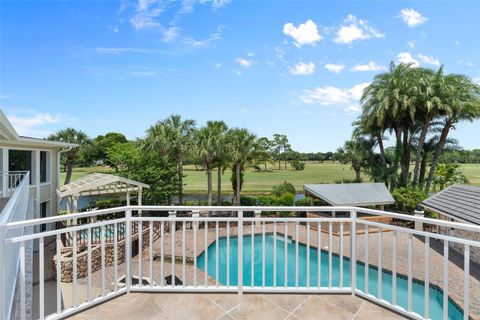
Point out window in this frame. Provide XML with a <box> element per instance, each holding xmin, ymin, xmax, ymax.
<box><xmin>40</xmin><ymin>202</ymin><xmax>49</xmax><ymax>232</ymax></box>
<box><xmin>40</xmin><ymin>151</ymin><xmax>49</xmax><ymax>183</ymax></box>
<box><xmin>9</xmin><ymin>150</ymin><xmax>32</xmax><ymax>184</ymax></box>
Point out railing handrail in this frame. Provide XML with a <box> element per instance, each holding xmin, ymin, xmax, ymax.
<box><xmin>0</xmin><ymin>172</ymin><xmax>30</xmax><ymax>226</ymax></box>
<box><xmin>3</xmin><ymin>204</ymin><xmax>480</xmax><ymax>234</ymax></box>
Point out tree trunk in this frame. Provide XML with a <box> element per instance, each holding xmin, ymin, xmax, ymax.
<box><xmin>64</xmin><ymin>152</ymin><xmax>75</xmax><ymax>184</ymax></box>
<box><xmin>400</xmin><ymin>127</ymin><xmax>410</xmax><ymax>187</ymax></box>
<box><xmin>235</xmin><ymin>163</ymin><xmax>241</xmax><ymax>206</ymax></box>
<box><xmin>419</xmin><ymin>152</ymin><xmax>428</xmax><ymax>187</ymax></box>
<box><xmin>207</xmin><ymin>164</ymin><xmax>213</xmax><ymax>206</ymax></box>
<box><xmin>352</xmin><ymin>160</ymin><xmax>361</xmax><ymax>182</ymax></box>
<box><xmin>278</xmin><ymin>161</ymin><xmax>281</xmax><ymax>170</ymax></box>
<box><xmin>284</xmin><ymin>159</ymin><xmax>287</xmax><ymax>170</ymax></box>
<box><xmin>425</xmin><ymin>123</ymin><xmax>451</xmax><ymax>193</ymax></box>
<box><xmin>178</xmin><ymin>158</ymin><xmax>184</xmax><ymax>205</ymax></box>
<box><xmin>377</xmin><ymin>133</ymin><xmax>386</xmax><ymax>166</ymax></box>
<box><xmin>412</xmin><ymin>116</ymin><xmax>430</xmax><ymax>187</ymax></box>
<box><xmin>217</xmin><ymin>166</ymin><xmax>222</xmax><ymax>205</ymax></box>
<box><xmin>264</xmin><ymin>162</ymin><xmax>267</xmax><ymax>171</ymax></box>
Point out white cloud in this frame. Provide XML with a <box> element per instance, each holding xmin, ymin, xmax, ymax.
<box><xmin>300</xmin><ymin>82</ymin><xmax>369</xmax><ymax>108</ymax></box>
<box><xmin>289</xmin><ymin>62</ymin><xmax>315</xmax><ymax>75</ymax></box>
<box><xmin>351</xmin><ymin>61</ymin><xmax>385</xmax><ymax>72</ymax></box>
<box><xmin>399</xmin><ymin>9</ymin><xmax>428</xmax><ymax>27</ymax></box>
<box><xmin>283</xmin><ymin>19</ymin><xmax>321</xmax><ymax>46</ymax></box>
<box><xmin>95</xmin><ymin>47</ymin><xmax>149</xmax><ymax>55</ymax></box>
<box><xmin>334</xmin><ymin>14</ymin><xmax>384</xmax><ymax>45</ymax></box>
<box><xmin>397</xmin><ymin>52</ymin><xmax>420</xmax><ymax>67</ymax></box>
<box><xmin>472</xmin><ymin>77</ymin><xmax>480</xmax><ymax>85</ymax></box>
<box><xmin>6</xmin><ymin>111</ymin><xmax>74</xmax><ymax>137</ymax></box>
<box><xmin>418</xmin><ymin>54</ymin><xmax>440</xmax><ymax>66</ymax></box>
<box><xmin>325</xmin><ymin>63</ymin><xmax>345</xmax><ymax>74</ymax></box>
<box><xmin>344</xmin><ymin>105</ymin><xmax>361</xmax><ymax>115</ymax></box>
<box><xmin>111</xmin><ymin>25</ymin><xmax>119</xmax><ymax>33</ymax></box>
<box><xmin>236</xmin><ymin>57</ymin><xmax>253</xmax><ymax>68</ymax></box>
<box><xmin>130</xmin><ymin>0</ymin><xmax>163</xmax><ymax>30</ymax></box>
<box><xmin>214</xmin><ymin>62</ymin><xmax>222</xmax><ymax>68</ymax></box>
<box><xmin>407</xmin><ymin>40</ymin><xmax>416</xmax><ymax>49</ymax></box>
<box><xmin>162</xmin><ymin>26</ymin><xmax>180</xmax><ymax>42</ymax></box>
<box><xmin>182</xmin><ymin>32</ymin><xmax>221</xmax><ymax>48</ymax></box>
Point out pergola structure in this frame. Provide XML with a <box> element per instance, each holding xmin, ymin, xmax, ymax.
<box><xmin>57</xmin><ymin>173</ymin><xmax>149</xmax><ymax>213</ymax></box>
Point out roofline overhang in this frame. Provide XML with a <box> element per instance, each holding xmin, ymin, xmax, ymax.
<box><xmin>421</xmin><ymin>203</ymin><xmax>478</xmax><ymax>226</ymax></box>
<box><xmin>303</xmin><ymin>185</ymin><xmax>395</xmax><ymax>207</ymax></box>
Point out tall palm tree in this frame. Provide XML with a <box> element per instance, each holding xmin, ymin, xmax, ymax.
<box><xmin>195</xmin><ymin>121</ymin><xmax>227</xmax><ymax>206</ymax></box>
<box><xmin>361</xmin><ymin>62</ymin><xmax>417</xmax><ymax>187</ymax></box>
<box><xmin>48</xmin><ymin>128</ymin><xmax>89</xmax><ymax>184</ymax></box>
<box><xmin>336</xmin><ymin>138</ymin><xmax>374</xmax><ymax>182</ymax></box>
<box><xmin>211</xmin><ymin>121</ymin><xmax>228</xmax><ymax>205</ymax></box>
<box><xmin>410</xmin><ymin>67</ymin><xmax>444</xmax><ymax>186</ymax></box>
<box><xmin>143</xmin><ymin>115</ymin><xmax>196</xmax><ymax>204</ymax></box>
<box><xmin>425</xmin><ymin>75</ymin><xmax>480</xmax><ymax>193</ymax></box>
<box><xmin>227</xmin><ymin>128</ymin><xmax>258</xmax><ymax>206</ymax></box>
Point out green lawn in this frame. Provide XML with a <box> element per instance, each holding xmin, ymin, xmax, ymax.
<box><xmin>62</xmin><ymin>162</ymin><xmax>480</xmax><ymax>193</ymax></box>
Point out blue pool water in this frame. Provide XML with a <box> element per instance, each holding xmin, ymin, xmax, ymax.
<box><xmin>197</xmin><ymin>234</ymin><xmax>464</xmax><ymax>320</ymax></box>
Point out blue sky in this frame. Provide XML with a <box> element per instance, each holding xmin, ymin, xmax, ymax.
<box><xmin>1</xmin><ymin>0</ymin><xmax>479</xmax><ymax>152</ymax></box>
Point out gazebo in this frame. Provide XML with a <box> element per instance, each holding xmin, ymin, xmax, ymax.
<box><xmin>57</xmin><ymin>173</ymin><xmax>149</xmax><ymax>213</ymax></box>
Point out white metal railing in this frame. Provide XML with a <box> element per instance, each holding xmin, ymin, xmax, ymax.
<box><xmin>0</xmin><ymin>171</ymin><xmax>30</xmax><ymax>320</ymax></box>
<box><xmin>1</xmin><ymin>205</ymin><xmax>479</xmax><ymax>320</ymax></box>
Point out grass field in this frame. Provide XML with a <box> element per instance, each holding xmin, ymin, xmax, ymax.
<box><xmin>62</xmin><ymin>162</ymin><xmax>480</xmax><ymax>194</ymax></box>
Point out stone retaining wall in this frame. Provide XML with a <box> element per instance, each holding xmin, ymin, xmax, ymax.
<box><xmin>54</xmin><ymin>226</ymin><xmax>159</xmax><ymax>283</ymax></box>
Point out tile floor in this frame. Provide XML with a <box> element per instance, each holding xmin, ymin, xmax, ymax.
<box><xmin>68</xmin><ymin>292</ymin><xmax>407</xmax><ymax>320</ymax></box>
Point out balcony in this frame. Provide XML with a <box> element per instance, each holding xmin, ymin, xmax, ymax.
<box><xmin>1</xmin><ymin>203</ymin><xmax>479</xmax><ymax>320</ymax></box>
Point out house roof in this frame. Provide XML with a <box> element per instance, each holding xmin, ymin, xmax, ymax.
<box><xmin>303</xmin><ymin>183</ymin><xmax>395</xmax><ymax>206</ymax></box>
<box><xmin>0</xmin><ymin>109</ymin><xmax>78</xmax><ymax>149</ymax></box>
<box><xmin>421</xmin><ymin>184</ymin><xmax>480</xmax><ymax>225</ymax></box>
<box><xmin>57</xmin><ymin>173</ymin><xmax>149</xmax><ymax>198</ymax></box>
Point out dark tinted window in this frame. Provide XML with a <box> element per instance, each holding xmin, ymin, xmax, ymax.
<box><xmin>40</xmin><ymin>151</ymin><xmax>48</xmax><ymax>183</ymax></box>
<box><xmin>8</xmin><ymin>150</ymin><xmax>32</xmax><ymax>184</ymax></box>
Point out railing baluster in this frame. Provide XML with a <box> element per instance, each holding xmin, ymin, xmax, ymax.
<box><xmin>56</xmin><ymin>234</ymin><xmax>62</xmax><ymax>315</ymax></box>
<box><xmin>39</xmin><ymin>237</ymin><xmax>44</xmax><ymax>319</ymax></box>
<box><xmin>171</xmin><ymin>220</ymin><xmax>175</xmax><ymax>288</ymax></box>
<box><xmin>87</xmin><ymin>227</ymin><xmax>92</xmax><ymax>302</ymax></box>
<box><xmin>262</xmin><ymin>221</ymin><xmax>266</xmax><ymax>288</ymax></box>
<box><xmin>251</xmin><ymin>223</ymin><xmax>255</xmax><ymax>288</ymax></box>
<box><xmin>114</xmin><ymin>223</ymin><xmax>118</xmax><ymax>292</ymax></box>
<box><xmin>443</xmin><ymin>240</ymin><xmax>449</xmax><ymax>320</ymax></box>
<box><xmin>339</xmin><ymin>222</ymin><xmax>343</xmax><ymax>289</ymax></box>
<box><xmin>316</xmin><ymin>222</ymin><xmax>321</xmax><ymax>289</ymax></box>
<box><xmin>328</xmin><ymin>222</ymin><xmax>332</xmax><ymax>289</ymax></box>
<box><xmin>215</xmin><ymin>221</ymin><xmax>219</xmax><ymax>287</ymax></box>
<box><xmin>204</xmin><ymin>220</ymin><xmax>208</xmax><ymax>287</ymax></box>
<box><xmin>464</xmin><ymin>244</ymin><xmax>470</xmax><ymax>320</ymax></box>
<box><xmin>139</xmin><ymin>221</ymin><xmax>143</xmax><ymax>288</ymax></box>
<box><xmin>160</xmin><ymin>221</ymin><xmax>164</xmax><ymax>288</ymax></box>
<box><xmin>424</xmin><ymin>236</ymin><xmax>429</xmax><ymax>319</ymax></box>
<box><xmin>72</xmin><ymin>230</ymin><xmax>77</xmax><ymax>307</ymax></box>
<box><xmin>101</xmin><ymin>225</ymin><xmax>106</xmax><ymax>296</ymax></box>
<box><xmin>392</xmin><ymin>230</ymin><xmax>397</xmax><ymax>306</ymax></box>
<box><xmin>407</xmin><ymin>233</ymin><xmax>413</xmax><ymax>312</ymax></box>
<box><xmin>365</xmin><ymin>226</ymin><xmax>369</xmax><ymax>295</ymax></box>
<box><xmin>19</xmin><ymin>241</ymin><xmax>25</xmax><ymax>320</ymax></box>
<box><xmin>193</xmin><ymin>219</ymin><xmax>197</xmax><ymax>287</ymax></box>
<box><xmin>273</xmin><ymin>222</ymin><xmax>277</xmax><ymax>288</ymax></box>
<box><xmin>306</xmin><ymin>222</ymin><xmax>310</xmax><ymax>288</ymax></box>
<box><xmin>226</xmin><ymin>221</ymin><xmax>230</xmax><ymax>287</ymax></box>
<box><xmin>238</xmin><ymin>210</ymin><xmax>244</xmax><ymax>295</ymax></box>
<box><xmin>149</xmin><ymin>221</ymin><xmax>154</xmax><ymax>288</ymax></box>
<box><xmin>377</xmin><ymin>227</ymin><xmax>382</xmax><ymax>301</ymax></box>
<box><xmin>182</xmin><ymin>221</ymin><xmax>186</xmax><ymax>288</ymax></box>
<box><xmin>295</xmin><ymin>222</ymin><xmax>299</xmax><ymax>288</ymax></box>
<box><xmin>284</xmin><ymin>222</ymin><xmax>288</xmax><ymax>288</ymax></box>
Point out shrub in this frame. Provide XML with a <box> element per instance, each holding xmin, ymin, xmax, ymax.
<box><xmin>290</xmin><ymin>159</ymin><xmax>305</xmax><ymax>171</ymax></box>
<box><xmin>271</xmin><ymin>181</ymin><xmax>296</xmax><ymax>196</ymax></box>
<box><xmin>391</xmin><ymin>187</ymin><xmax>428</xmax><ymax>214</ymax></box>
<box><xmin>240</xmin><ymin>195</ymin><xmax>258</xmax><ymax>206</ymax></box>
<box><xmin>295</xmin><ymin>197</ymin><xmax>313</xmax><ymax>206</ymax></box>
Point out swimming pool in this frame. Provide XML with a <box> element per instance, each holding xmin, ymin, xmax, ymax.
<box><xmin>197</xmin><ymin>234</ymin><xmax>464</xmax><ymax>320</ymax></box>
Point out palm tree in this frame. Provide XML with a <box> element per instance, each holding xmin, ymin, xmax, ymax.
<box><xmin>227</xmin><ymin>128</ymin><xmax>258</xmax><ymax>206</ymax></box>
<box><xmin>425</xmin><ymin>75</ymin><xmax>480</xmax><ymax>193</ymax></box>
<box><xmin>361</xmin><ymin>62</ymin><xmax>417</xmax><ymax>187</ymax></box>
<box><xmin>48</xmin><ymin>128</ymin><xmax>89</xmax><ymax>184</ymax></box>
<box><xmin>143</xmin><ymin>115</ymin><xmax>196</xmax><ymax>204</ymax></box>
<box><xmin>336</xmin><ymin>138</ymin><xmax>374</xmax><ymax>182</ymax></box>
<box><xmin>195</xmin><ymin>121</ymin><xmax>227</xmax><ymax>206</ymax></box>
<box><xmin>211</xmin><ymin>121</ymin><xmax>228</xmax><ymax>205</ymax></box>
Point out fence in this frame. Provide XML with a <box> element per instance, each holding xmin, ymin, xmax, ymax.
<box><xmin>1</xmin><ymin>205</ymin><xmax>479</xmax><ymax>320</ymax></box>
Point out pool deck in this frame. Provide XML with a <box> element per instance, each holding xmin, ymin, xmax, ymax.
<box><xmin>68</xmin><ymin>292</ymin><xmax>406</xmax><ymax>320</ymax></box>
<box><xmin>36</xmin><ymin>222</ymin><xmax>480</xmax><ymax>319</ymax></box>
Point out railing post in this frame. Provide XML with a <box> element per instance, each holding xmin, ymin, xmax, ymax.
<box><xmin>238</xmin><ymin>210</ymin><xmax>243</xmax><ymax>296</ymax></box>
<box><xmin>125</xmin><ymin>209</ymin><xmax>132</xmax><ymax>292</ymax></box>
<box><xmin>350</xmin><ymin>209</ymin><xmax>357</xmax><ymax>295</ymax></box>
<box><xmin>0</xmin><ymin>227</ymin><xmax>5</xmax><ymax>320</ymax></box>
